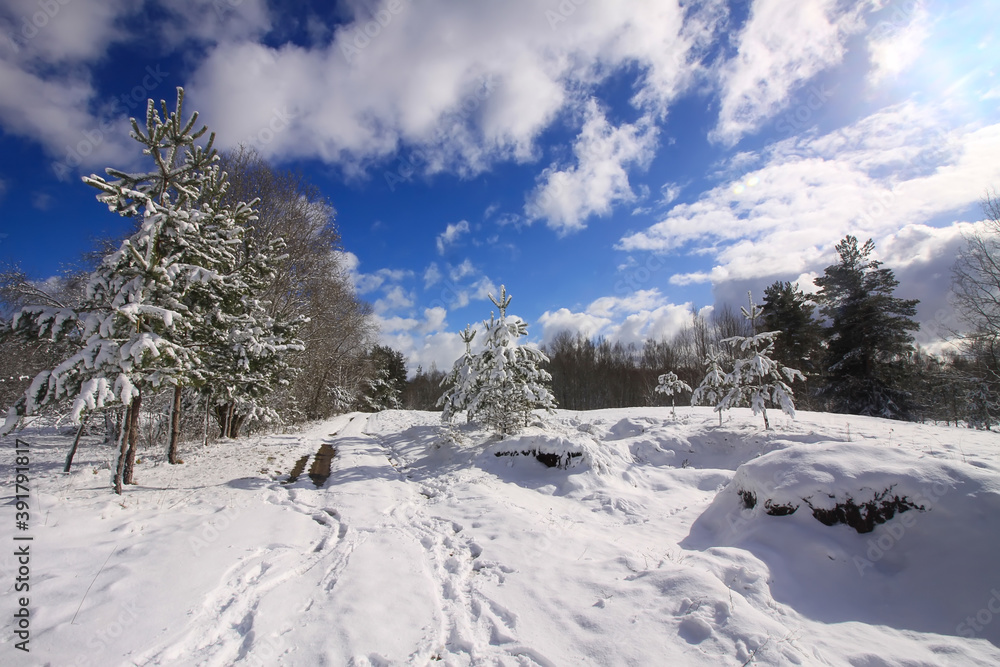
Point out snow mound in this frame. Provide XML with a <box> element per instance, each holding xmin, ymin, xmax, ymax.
<box><xmin>686</xmin><ymin>442</ymin><xmax>1000</xmax><ymax>644</ymax></box>
<box><xmin>490</xmin><ymin>426</ymin><xmax>608</xmax><ymax>471</ymax></box>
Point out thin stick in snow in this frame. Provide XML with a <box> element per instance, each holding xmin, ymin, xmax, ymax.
<box><xmin>71</xmin><ymin>544</ymin><xmax>118</xmax><ymax>624</ymax></box>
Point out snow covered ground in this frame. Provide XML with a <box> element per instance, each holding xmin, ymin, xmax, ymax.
<box><xmin>3</xmin><ymin>407</ymin><xmax>1000</xmax><ymax>666</ymax></box>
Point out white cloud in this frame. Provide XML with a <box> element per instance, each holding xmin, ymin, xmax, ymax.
<box><xmin>524</xmin><ymin>100</ymin><xmax>658</xmax><ymax>234</ymax></box>
<box><xmin>420</xmin><ymin>306</ymin><xmax>448</xmax><ymax>334</ymax></box>
<box><xmin>866</xmin><ymin>6</ymin><xmax>929</xmax><ymax>86</ymax></box>
<box><xmin>373</xmin><ymin>284</ymin><xmax>414</xmax><ymax>313</ymax></box>
<box><xmin>537</xmin><ymin>289</ymin><xmax>696</xmax><ymax>347</ymax></box>
<box><xmin>423</xmin><ymin>262</ymin><xmax>442</xmax><ymax>288</ymax></box>
<box><xmin>0</xmin><ymin>59</ymin><xmax>135</xmax><ymax>175</ymax></box>
<box><xmin>620</xmin><ymin>103</ymin><xmax>1000</xmax><ymax>265</ymax></box>
<box><xmin>354</xmin><ymin>267</ymin><xmax>413</xmax><ymax>294</ymax></box>
<box><xmin>183</xmin><ymin>0</ymin><xmax>707</xmax><ymax>175</ymax></box>
<box><xmin>712</xmin><ymin>0</ymin><xmax>865</xmax><ymax>146</ymax></box>
<box><xmin>449</xmin><ymin>259</ymin><xmax>476</xmax><ymax>282</ymax></box>
<box><xmin>471</xmin><ymin>277</ymin><xmax>497</xmax><ymax>302</ymax></box>
<box><xmin>538</xmin><ymin>309</ymin><xmax>612</xmax><ymax>343</ymax></box>
<box><xmin>436</xmin><ymin>220</ymin><xmax>470</xmax><ymax>255</ymax></box>
<box><xmin>1</xmin><ymin>0</ymin><xmax>135</xmax><ymax>64</ymax></box>
<box><xmin>377</xmin><ymin>310</ymin><xmax>464</xmax><ymax>375</ymax></box>
<box><xmin>0</xmin><ymin>0</ymin><xmax>271</xmax><ymax>174</ymax></box>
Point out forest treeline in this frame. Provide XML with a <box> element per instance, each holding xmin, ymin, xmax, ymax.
<box><xmin>408</xmin><ymin>230</ymin><xmax>1000</xmax><ymax>430</ymax></box>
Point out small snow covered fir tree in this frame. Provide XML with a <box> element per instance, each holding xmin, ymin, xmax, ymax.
<box><xmin>691</xmin><ymin>346</ymin><xmax>729</xmax><ymax>426</ymax></box>
<box><xmin>718</xmin><ymin>292</ymin><xmax>804</xmax><ymax>429</ymax></box>
<box><xmin>444</xmin><ymin>286</ymin><xmax>555</xmax><ymax>436</ymax></box>
<box><xmin>655</xmin><ymin>371</ymin><xmax>691</xmax><ymax>418</ymax></box>
<box><xmin>438</xmin><ymin>325</ymin><xmax>479</xmax><ymax>423</ymax></box>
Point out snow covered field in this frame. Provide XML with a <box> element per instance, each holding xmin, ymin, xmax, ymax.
<box><xmin>3</xmin><ymin>407</ymin><xmax>1000</xmax><ymax>666</ymax></box>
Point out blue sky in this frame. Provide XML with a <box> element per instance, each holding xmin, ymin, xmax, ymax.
<box><xmin>1</xmin><ymin>0</ymin><xmax>998</xmax><ymax>373</ymax></box>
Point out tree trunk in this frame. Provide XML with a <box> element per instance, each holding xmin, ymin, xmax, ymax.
<box><xmin>64</xmin><ymin>415</ymin><xmax>88</xmax><ymax>473</ymax></box>
<box><xmin>203</xmin><ymin>395</ymin><xmax>210</xmax><ymax>446</ymax></box>
<box><xmin>214</xmin><ymin>401</ymin><xmax>248</xmax><ymax>439</ymax></box>
<box><xmin>229</xmin><ymin>412</ymin><xmax>247</xmax><ymax>439</ymax></box>
<box><xmin>123</xmin><ymin>393</ymin><xmax>142</xmax><ymax>485</ymax></box>
<box><xmin>167</xmin><ymin>384</ymin><xmax>182</xmax><ymax>464</ymax></box>
<box><xmin>104</xmin><ymin>410</ymin><xmax>119</xmax><ymax>445</ymax></box>
<box><xmin>114</xmin><ymin>400</ymin><xmax>135</xmax><ymax>495</ymax></box>
<box><xmin>762</xmin><ymin>407</ymin><xmax>770</xmax><ymax>430</ymax></box>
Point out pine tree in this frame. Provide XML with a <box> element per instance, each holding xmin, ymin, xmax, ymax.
<box><xmin>814</xmin><ymin>236</ymin><xmax>919</xmax><ymax>419</ymax></box>
<box><xmin>691</xmin><ymin>345</ymin><xmax>729</xmax><ymax>426</ymax></box>
<box><xmin>1</xmin><ymin>88</ymin><xmax>302</xmax><ymax>491</ymax></box>
<box><xmin>438</xmin><ymin>325</ymin><xmax>479</xmax><ymax>423</ymax></box>
<box><xmin>461</xmin><ymin>286</ymin><xmax>555</xmax><ymax>436</ymax></box>
<box><xmin>761</xmin><ymin>280</ymin><xmax>823</xmax><ymax>409</ymax></box>
<box><xmin>655</xmin><ymin>371</ymin><xmax>691</xmax><ymax>419</ymax></box>
<box><xmin>718</xmin><ymin>292</ymin><xmax>804</xmax><ymax>429</ymax></box>
<box><xmin>359</xmin><ymin>345</ymin><xmax>407</xmax><ymax>412</ymax></box>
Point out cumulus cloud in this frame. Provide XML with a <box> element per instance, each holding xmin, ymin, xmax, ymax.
<box><xmin>712</xmin><ymin>0</ymin><xmax>865</xmax><ymax>146</ymax></box>
<box><xmin>449</xmin><ymin>259</ymin><xmax>477</xmax><ymax>283</ymax></box>
<box><xmin>423</xmin><ymin>262</ymin><xmax>442</xmax><ymax>288</ymax></box>
<box><xmin>620</xmin><ymin>103</ymin><xmax>1000</xmax><ymax>276</ymax></box>
<box><xmin>373</xmin><ymin>284</ymin><xmax>414</xmax><ymax>313</ymax></box>
<box><xmin>537</xmin><ymin>289</ymin><xmax>696</xmax><ymax>347</ymax></box>
<box><xmin>524</xmin><ymin>100</ymin><xmax>658</xmax><ymax>234</ymax></box>
<box><xmin>0</xmin><ymin>0</ymin><xmax>271</xmax><ymax>175</ymax></box>
<box><xmin>181</xmin><ymin>0</ymin><xmax>711</xmax><ymax>174</ymax></box>
<box><xmin>377</xmin><ymin>308</ymin><xmax>463</xmax><ymax>375</ymax></box>
<box><xmin>436</xmin><ymin>220</ymin><xmax>470</xmax><ymax>255</ymax></box>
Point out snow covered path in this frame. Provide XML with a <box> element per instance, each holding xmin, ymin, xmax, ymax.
<box><xmin>130</xmin><ymin>412</ymin><xmax>556</xmax><ymax>666</ymax></box>
<box><xmin>4</xmin><ymin>408</ymin><xmax>1000</xmax><ymax>666</ymax></box>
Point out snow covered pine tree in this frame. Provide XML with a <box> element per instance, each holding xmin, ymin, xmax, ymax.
<box><xmin>1</xmin><ymin>88</ymin><xmax>302</xmax><ymax>492</ymax></box>
<box><xmin>655</xmin><ymin>371</ymin><xmax>691</xmax><ymax>419</ymax></box>
<box><xmin>444</xmin><ymin>286</ymin><xmax>555</xmax><ymax>436</ymax></box>
<box><xmin>438</xmin><ymin>324</ymin><xmax>479</xmax><ymax>424</ymax></box>
<box><xmin>718</xmin><ymin>292</ymin><xmax>804</xmax><ymax>429</ymax></box>
<box><xmin>691</xmin><ymin>345</ymin><xmax>730</xmax><ymax>426</ymax></box>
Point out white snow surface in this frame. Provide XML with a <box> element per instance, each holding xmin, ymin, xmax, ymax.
<box><xmin>3</xmin><ymin>407</ymin><xmax>1000</xmax><ymax>666</ymax></box>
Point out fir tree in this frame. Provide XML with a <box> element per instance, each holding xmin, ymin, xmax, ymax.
<box><xmin>718</xmin><ymin>292</ymin><xmax>804</xmax><ymax>429</ymax></box>
<box><xmin>691</xmin><ymin>345</ymin><xmax>729</xmax><ymax>426</ymax></box>
<box><xmin>438</xmin><ymin>325</ymin><xmax>479</xmax><ymax>423</ymax></box>
<box><xmin>655</xmin><ymin>371</ymin><xmax>691</xmax><ymax>419</ymax></box>
<box><xmin>761</xmin><ymin>280</ymin><xmax>823</xmax><ymax>409</ymax></box>
<box><xmin>461</xmin><ymin>286</ymin><xmax>555</xmax><ymax>436</ymax></box>
<box><xmin>814</xmin><ymin>236</ymin><xmax>919</xmax><ymax>419</ymax></box>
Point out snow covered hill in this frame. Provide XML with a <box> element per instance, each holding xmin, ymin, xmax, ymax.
<box><xmin>3</xmin><ymin>408</ymin><xmax>1000</xmax><ymax>666</ymax></box>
